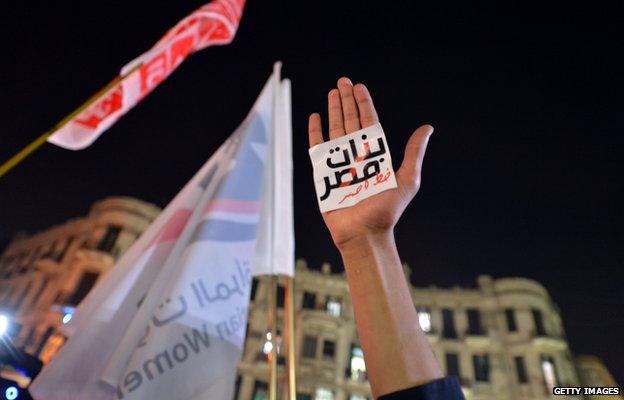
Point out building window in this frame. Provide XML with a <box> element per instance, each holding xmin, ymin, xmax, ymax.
<box><xmin>322</xmin><ymin>340</ymin><xmax>335</xmax><ymax>359</ymax></box>
<box><xmin>250</xmin><ymin>278</ymin><xmax>259</xmax><ymax>301</ymax></box>
<box><xmin>252</xmin><ymin>380</ymin><xmax>268</xmax><ymax>400</ymax></box>
<box><xmin>30</xmin><ymin>278</ymin><xmax>50</xmax><ymax>307</ymax></box>
<box><xmin>233</xmin><ymin>375</ymin><xmax>242</xmax><ymax>400</ymax></box>
<box><xmin>417</xmin><ymin>307</ymin><xmax>432</xmax><ymax>333</ymax></box>
<box><xmin>302</xmin><ymin>291</ymin><xmax>316</xmax><ymax>309</ymax></box>
<box><xmin>445</xmin><ymin>352</ymin><xmax>460</xmax><ymax>377</ymax></box>
<box><xmin>14</xmin><ymin>281</ymin><xmax>33</xmax><ymax>310</ymax></box>
<box><xmin>467</xmin><ymin>308</ymin><xmax>484</xmax><ymax>335</ymax></box>
<box><xmin>277</xmin><ymin>284</ymin><xmax>285</xmax><ymax>308</ymax></box>
<box><xmin>515</xmin><ymin>356</ymin><xmax>528</xmax><ymax>383</ymax></box>
<box><xmin>473</xmin><ymin>354</ymin><xmax>490</xmax><ymax>382</ymax></box>
<box><xmin>97</xmin><ymin>225</ymin><xmax>121</xmax><ymax>253</ymax></box>
<box><xmin>348</xmin><ymin>395</ymin><xmax>367</xmax><ymax>400</ymax></box>
<box><xmin>314</xmin><ymin>388</ymin><xmax>333</xmax><ymax>400</ymax></box>
<box><xmin>442</xmin><ymin>308</ymin><xmax>457</xmax><ymax>339</ymax></box>
<box><xmin>349</xmin><ymin>346</ymin><xmax>366</xmax><ymax>382</ymax></box>
<box><xmin>68</xmin><ymin>272</ymin><xmax>99</xmax><ymax>305</ymax></box>
<box><xmin>326</xmin><ymin>298</ymin><xmax>341</xmax><ymax>317</ymax></box>
<box><xmin>302</xmin><ymin>335</ymin><xmax>317</xmax><ymax>358</ymax></box>
<box><xmin>504</xmin><ymin>308</ymin><xmax>517</xmax><ymax>332</ymax></box>
<box><xmin>297</xmin><ymin>394</ymin><xmax>312</xmax><ymax>400</ymax></box>
<box><xmin>541</xmin><ymin>356</ymin><xmax>558</xmax><ymax>392</ymax></box>
<box><xmin>532</xmin><ymin>309</ymin><xmax>546</xmax><ymax>336</ymax></box>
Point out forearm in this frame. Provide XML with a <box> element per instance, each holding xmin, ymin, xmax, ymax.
<box><xmin>338</xmin><ymin>231</ymin><xmax>443</xmax><ymax>398</ymax></box>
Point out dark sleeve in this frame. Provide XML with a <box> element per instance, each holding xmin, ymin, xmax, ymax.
<box><xmin>377</xmin><ymin>377</ymin><xmax>465</xmax><ymax>400</ymax></box>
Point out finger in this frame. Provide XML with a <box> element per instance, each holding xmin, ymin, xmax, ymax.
<box><xmin>398</xmin><ymin>125</ymin><xmax>434</xmax><ymax>186</ymax></box>
<box><xmin>353</xmin><ymin>83</ymin><xmax>379</xmax><ymax>128</ymax></box>
<box><xmin>308</xmin><ymin>113</ymin><xmax>324</xmax><ymax>147</ymax></box>
<box><xmin>328</xmin><ymin>88</ymin><xmax>345</xmax><ymax>139</ymax></box>
<box><xmin>337</xmin><ymin>77</ymin><xmax>361</xmax><ymax>133</ymax></box>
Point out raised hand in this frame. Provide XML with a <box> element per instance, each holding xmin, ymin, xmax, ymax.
<box><xmin>308</xmin><ymin>77</ymin><xmax>434</xmax><ymax>249</ymax></box>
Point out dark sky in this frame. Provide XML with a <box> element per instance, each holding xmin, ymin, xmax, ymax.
<box><xmin>1</xmin><ymin>1</ymin><xmax>622</xmax><ymax>381</ymax></box>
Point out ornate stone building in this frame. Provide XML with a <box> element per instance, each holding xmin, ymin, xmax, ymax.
<box><xmin>575</xmin><ymin>355</ymin><xmax>623</xmax><ymax>400</ymax></box>
<box><xmin>0</xmin><ymin>197</ymin><xmax>617</xmax><ymax>399</ymax></box>
<box><xmin>0</xmin><ymin>197</ymin><xmax>160</xmax><ymax>377</ymax></box>
<box><xmin>236</xmin><ymin>261</ymin><xmax>586</xmax><ymax>400</ymax></box>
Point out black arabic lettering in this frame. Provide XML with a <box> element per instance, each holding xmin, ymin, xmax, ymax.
<box><xmin>326</xmin><ymin>146</ymin><xmax>351</xmax><ymax>168</ymax></box>
<box><xmin>362</xmin><ymin>159</ymin><xmax>381</xmax><ymax>180</ymax></box>
<box><xmin>152</xmin><ymin>295</ymin><xmax>188</xmax><ymax>327</ymax></box>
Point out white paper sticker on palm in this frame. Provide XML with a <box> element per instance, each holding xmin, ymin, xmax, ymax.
<box><xmin>309</xmin><ymin>123</ymin><xmax>398</xmax><ymax>212</ymax></box>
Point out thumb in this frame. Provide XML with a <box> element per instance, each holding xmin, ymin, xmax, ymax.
<box><xmin>397</xmin><ymin>124</ymin><xmax>434</xmax><ymax>187</ymax></box>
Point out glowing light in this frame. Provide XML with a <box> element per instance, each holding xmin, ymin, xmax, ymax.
<box><xmin>0</xmin><ymin>315</ymin><xmax>9</xmax><ymax>336</ymax></box>
<box><xmin>418</xmin><ymin>310</ymin><xmax>432</xmax><ymax>333</ymax></box>
<box><xmin>62</xmin><ymin>313</ymin><xmax>73</xmax><ymax>324</ymax></box>
<box><xmin>5</xmin><ymin>386</ymin><xmax>19</xmax><ymax>400</ymax></box>
<box><xmin>262</xmin><ymin>331</ymin><xmax>273</xmax><ymax>355</ymax></box>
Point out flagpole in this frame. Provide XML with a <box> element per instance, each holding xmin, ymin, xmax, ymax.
<box><xmin>267</xmin><ymin>275</ymin><xmax>279</xmax><ymax>400</ymax></box>
<box><xmin>284</xmin><ymin>275</ymin><xmax>297</xmax><ymax>400</ymax></box>
<box><xmin>0</xmin><ymin>63</ymin><xmax>142</xmax><ymax>179</ymax></box>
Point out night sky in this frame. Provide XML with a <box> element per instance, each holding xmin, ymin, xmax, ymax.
<box><xmin>1</xmin><ymin>1</ymin><xmax>622</xmax><ymax>381</ymax></box>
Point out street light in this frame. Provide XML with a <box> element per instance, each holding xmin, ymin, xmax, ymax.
<box><xmin>0</xmin><ymin>314</ymin><xmax>9</xmax><ymax>336</ymax></box>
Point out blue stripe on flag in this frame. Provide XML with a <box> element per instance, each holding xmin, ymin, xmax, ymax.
<box><xmin>192</xmin><ymin>219</ymin><xmax>258</xmax><ymax>242</ymax></box>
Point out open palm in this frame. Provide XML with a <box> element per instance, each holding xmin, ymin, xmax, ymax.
<box><xmin>308</xmin><ymin>78</ymin><xmax>434</xmax><ymax>248</ymax></box>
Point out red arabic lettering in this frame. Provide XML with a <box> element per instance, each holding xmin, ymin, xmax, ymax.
<box><xmin>74</xmin><ymin>85</ymin><xmax>123</xmax><ymax>129</ymax></box>
<box><xmin>338</xmin><ymin>184</ymin><xmax>363</xmax><ymax>204</ymax></box>
<box><xmin>374</xmin><ymin>170</ymin><xmax>392</xmax><ymax>185</ymax></box>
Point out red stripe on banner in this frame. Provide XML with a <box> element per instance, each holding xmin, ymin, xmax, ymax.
<box><xmin>203</xmin><ymin>199</ymin><xmax>261</xmax><ymax>214</ymax></box>
<box><xmin>148</xmin><ymin>209</ymin><xmax>193</xmax><ymax>247</ymax></box>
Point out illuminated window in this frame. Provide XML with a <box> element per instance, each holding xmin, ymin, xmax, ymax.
<box><xmin>326</xmin><ymin>298</ymin><xmax>341</xmax><ymax>317</ymax></box>
<box><xmin>417</xmin><ymin>308</ymin><xmax>432</xmax><ymax>332</ymax></box>
<box><xmin>315</xmin><ymin>388</ymin><xmax>333</xmax><ymax>400</ymax></box>
<box><xmin>38</xmin><ymin>331</ymin><xmax>66</xmax><ymax>364</ymax></box>
<box><xmin>349</xmin><ymin>346</ymin><xmax>366</xmax><ymax>382</ymax></box>
<box><xmin>541</xmin><ymin>356</ymin><xmax>558</xmax><ymax>392</ymax></box>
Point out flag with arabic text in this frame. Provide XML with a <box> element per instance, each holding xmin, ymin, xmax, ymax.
<box><xmin>47</xmin><ymin>0</ymin><xmax>245</xmax><ymax>150</ymax></box>
<box><xmin>30</xmin><ymin>65</ymin><xmax>293</xmax><ymax>400</ymax></box>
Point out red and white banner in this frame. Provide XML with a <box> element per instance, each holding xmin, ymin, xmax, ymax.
<box><xmin>47</xmin><ymin>0</ymin><xmax>245</xmax><ymax>150</ymax></box>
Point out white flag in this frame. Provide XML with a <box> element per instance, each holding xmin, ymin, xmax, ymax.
<box><xmin>30</xmin><ymin>64</ymin><xmax>293</xmax><ymax>400</ymax></box>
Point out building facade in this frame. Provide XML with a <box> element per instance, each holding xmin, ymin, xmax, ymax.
<box><xmin>237</xmin><ymin>261</ymin><xmax>585</xmax><ymax>400</ymax></box>
<box><xmin>0</xmin><ymin>197</ymin><xmax>617</xmax><ymax>399</ymax></box>
<box><xmin>0</xmin><ymin>197</ymin><xmax>160</xmax><ymax>376</ymax></box>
